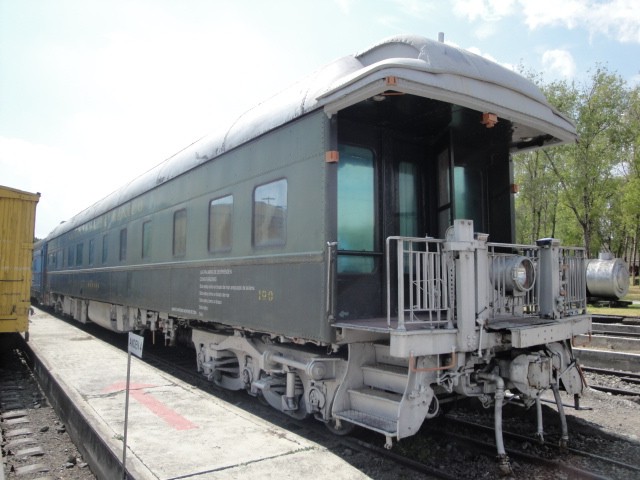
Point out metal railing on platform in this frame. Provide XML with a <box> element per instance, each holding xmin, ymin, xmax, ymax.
<box><xmin>386</xmin><ymin>237</ymin><xmax>453</xmax><ymax>331</ymax></box>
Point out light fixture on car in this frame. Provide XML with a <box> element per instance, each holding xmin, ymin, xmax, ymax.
<box><xmin>490</xmin><ymin>256</ymin><xmax>536</xmax><ymax>294</ymax></box>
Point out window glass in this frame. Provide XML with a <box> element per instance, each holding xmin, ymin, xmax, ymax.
<box><xmin>119</xmin><ymin>228</ymin><xmax>127</xmax><ymax>261</ymax></box>
<box><xmin>453</xmin><ymin>166</ymin><xmax>484</xmax><ymax>231</ymax></box>
<box><xmin>67</xmin><ymin>246</ymin><xmax>74</xmax><ymax>267</ymax></box>
<box><xmin>253</xmin><ymin>179</ymin><xmax>287</xmax><ymax>247</ymax></box>
<box><xmin>398</xmin><ymin>161</ymin><xmax>418</xmax><ymax>237</ymax></box>
<box><xmin>88</xmin><ymin>239</ymin><xmax>95</xmax><ymax>266</ymax></box>
<box><xmin>437</xmin><ymin>147</ymin><xmax>452</xmax><ymax>238</ymax></box>
<box><xmin>76</xmin><ymin>243</ymin><xmax>83</xmax><ymax>266</ymax></box>
<box><xmin>209</xmin><ymin>195</ymin><xmax>233</xmax><ymax>252</ymax></box>
<box><xmin>338</xmin><ymin>145</ymin><xmax>375</xmax><ymax>273</ymax></box>
<box><xmin>438</xmin><ymin>148</ymin><xmax>450</xmax><ymax>207</ymax></box>
<box><xmin>142</xmin><ymin>221</ymin><xmax>152</xmax><ymax>258</ymax></box>
<box><xmin>173</xmin><ymin>209</ymin><xmax>187</xmax><ymax>257</ymax></box>
<box><xmin>102</xmin><ymin>234</ymin><xmax>108</xmax><ymax>264</ymax></box>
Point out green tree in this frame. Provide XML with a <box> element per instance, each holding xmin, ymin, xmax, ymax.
<box><xmin>620</xmin><ymin>85</ymin><xmax>640</xmax><ymax>283</ymax></box>
<box><xmin>514</xmin><ymin>149</ymin><xmax>559</xmax><ymax>243</ymax></box>
<box><xmin>523</xmin><ymin>67</ymin><xmax>630</xmax><ymax>257</ymax></box>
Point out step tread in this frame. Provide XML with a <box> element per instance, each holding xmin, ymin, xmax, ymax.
<box><xmin>334</xmin><ymin>409</ymin><xmax>397</xmax><ymax>435</ymax></box>
<box><xmin>362</xmin><ymin>363</ymin><xmax>408</xmax><ymax>376</ymax></box>
<box><xmin>349</xmin><ymin>386</ymin><xmax>403</xmax><ymax>403</ymax></box>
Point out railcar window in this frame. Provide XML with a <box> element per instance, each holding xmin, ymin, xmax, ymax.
<box><xmin>102</xmin><ymin>234</ymin><xmax>108</xmax><ymax>264</ymax></box>
<box><xmin>142</xmin><ymin>221</ymin><xmax>152</xmax><ymax>258</ymax></box>
<box><xmin>209</xmin><ymin>195</ymin><xmax>233</xmax><ymax>252</ymax></box>
<box><xmin>119</xmin><ymin>228</ymin><xmax>127</xmax><ymax>261</ymax></box>
<box><xmin>88</xmin><ymin>239</ymin><xmax>95</xmax><ymax>266</ymax></box>
<box><xmin>75</xmin><ymin>243</ymin><xmax>83</xmax><ymax>266</ymax></box>
<box><xmin>399</xmin><ymin>162</ymin><xmax>418</xmax><ymax>237</ymax></box>
<box><xmin>173</xmin><ymin>209</ymin><xmax>187</xmax><ymax>257</ymax></box>
<box><xmin>67</xmin><ymin>245</ymin><xmax>74</xmax><ymax>267</ymax></box>
<box><xmin>453</xmin><ymin>166</ymin><xmax>484</xmax><ymax>231</ymax></box>
<box><xmin>253</xmin><ymin>179</ymin><xmax>287</xmax><ymax>248</ymax></box>
<box><xmin>337</xmin><ymin>145</ymin><xmax>375</xmax><ymax>273</ymax></box>
<box><xmin>437</xmin><ymin>146</ymin><xmax>452</xmax><ymax>238</ymax></box>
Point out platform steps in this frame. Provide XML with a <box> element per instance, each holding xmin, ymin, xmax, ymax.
<box><xmin>334</xmin><ymin>344</ymin><xmax>409</xmax><ymax>438</ymax></box>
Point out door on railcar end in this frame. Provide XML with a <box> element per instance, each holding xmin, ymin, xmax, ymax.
<box><xmin>335</xmin><ymin>122</ymin><xmax>429</xmax><ymax>322</ymax></box>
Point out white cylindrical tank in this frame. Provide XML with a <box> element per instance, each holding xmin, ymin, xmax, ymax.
<box><xmin>585</xmin><ymin>253</ymin><xmax>629</xmax><ymax>300</ymax></box>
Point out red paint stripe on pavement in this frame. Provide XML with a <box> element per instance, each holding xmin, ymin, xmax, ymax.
<box><xmin>130</xmin><ymin>390</ymin><xmax>197</xmax><ymax>430</ymax></box>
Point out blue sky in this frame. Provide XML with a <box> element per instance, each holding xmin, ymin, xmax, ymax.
<box><xmin>1</xmin><ymin>0</ymin><xmax>639</xmax><ymax>238</ymax></box>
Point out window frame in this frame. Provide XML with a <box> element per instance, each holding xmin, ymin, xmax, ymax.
<box><xmin>75</xmin><ymin>242</ymin><xmax>83</xmax><ymax>267</ymax></box>
<box><xmin>67</xmin><ymin>245</ymin><xmax>74</xmax><ymax>267</ymax></box>
<box><xmin>119</xmin><ymin>228</ymin><xmax>127</xmax><ymax>262</ymax></box>
<box><xmin>88</xmin><ymin>239</ymin><xmax>95</xmax><ymax>266</ymax></box>
<box><xmin>208</xmin><ymin>195</ymin><xmax>233</xmax><ymax>253</ymax></box>
<box><xmin>252</xmin><ymin>178</ymin><xmax>288</xmax><ymax>248</ymax></box>
<box><xmin>102</xmin><ymin>234</ymin><xmax>109</xmax><ymax>264</ymax></box>
<box><xmin>173</xmin><ymin>209</ymin><xmax>187</xmax><ymax>257</ymax></box>
<box><xmin>142</xmin><ymin>220</ymin><xmax>152</xmax><ymax>259</ymax></box>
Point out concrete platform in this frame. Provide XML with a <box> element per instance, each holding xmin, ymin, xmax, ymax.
<box><xmin>25</xmin><ymin>309</ymin><xmax>371</xmax><ymax>479</ymax></box>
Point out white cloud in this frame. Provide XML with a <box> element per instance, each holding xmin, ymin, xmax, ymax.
<box><xmin>333</xmin><ymin>0</ymin><xmax>353</xmax><ymax>15</ymax></box>
<box><xmin>585</xmin><ymin>0</ymin><xmax>640</xmax><ymax>43</ymax></box>
<box><xmin>541</xmin><ymin>49</ymin><xmax>577</xmax><ymax>78</ymax></box>
<box><xmin>392</xmin><ymin>0</ymin><xmax>437</xmax><ymax>18</ymax></box>
<box><xmin>520</xmin><ymin>0</ymin><xmax>586</xmax><ymax>30</ymax></box>
<box><xmin>521</xmin><ymin>0</ymin><xmax>640</xmax><ymax>43</ymax></box>
<box><xmin>452</xmin><ymin>0</ymin><xmax>516</xmax><ymax>22</ymax></box>
<box><xmin>474</xmin><ymin>22</ymin><xmax>499</xmax><ymax>40</ymax></box>
<box><xmin>453</xmin><ymin>0</ymin><xmax>640</xmax><ymax>44</ymax></box>
<box><xmin>376</xmin><ymin>14</ymin><xmax>404</xmax><ymax>29</ymax></box>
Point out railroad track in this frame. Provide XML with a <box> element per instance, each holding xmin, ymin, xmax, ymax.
<box><xmin>591</xmin><ymin>314</ymin><xmax>640</xmax><ymax>324</ymax></box>
<box><xmin>582</xmin><ymin>366</ymin><xmax>640</xmax><ymax>396</ymax></box>
<box><xmin>575</xmin><ymin>320</ymin><xmax>640</xmax><ymax>374</ymax></box>
<box><xmin>0</xmin><ymin>335</ymin><xmax>95</xmax><ymax>479</ymax></box>
<box><xmin>443</xmin><ymin>415</ymin><xmax>640</xmax><ymax>480</ymax></box>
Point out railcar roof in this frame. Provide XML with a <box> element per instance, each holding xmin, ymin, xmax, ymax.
<box><xmin>48</xmin><ymin>34</ymin><xmax>576</xmax><ymax>239</ymax></box>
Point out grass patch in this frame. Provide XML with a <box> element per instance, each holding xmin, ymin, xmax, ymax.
<box><xmin>586</xmin><ymin>281</ymin><xmax>639</xmax><ymax>317</ymax></box>
<box><xmin>588</xmin><ymin>304</ymin><xmax>640</xmax><ymax>317</ymax></box>
<box><xmin>624</xmin><ymin>282</ymin><xmax>640</xmax><ymax>302</ymax></box>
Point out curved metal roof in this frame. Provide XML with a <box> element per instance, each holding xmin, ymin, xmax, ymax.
<box><xmin>48</xmin><ymin>34</ymin><xmax>576</xmax><ymax>240</ymax></box>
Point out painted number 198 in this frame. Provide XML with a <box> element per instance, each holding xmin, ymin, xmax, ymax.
<box><xmin>258</xmin><ymin>290</ymin><xmax>274</xmax><ymax>302</ymax></box>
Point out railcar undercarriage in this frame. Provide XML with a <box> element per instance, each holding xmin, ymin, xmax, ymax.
<box><xmin>190</xmin><ymin>220</ymin><xmax>591</xmax><ymax>474</ymax></box>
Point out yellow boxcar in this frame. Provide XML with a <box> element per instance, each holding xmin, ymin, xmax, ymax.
<box><xmin>0</xmin><ymin>185</ymin><xmax>40</xmax><ymax>337</ymax></box>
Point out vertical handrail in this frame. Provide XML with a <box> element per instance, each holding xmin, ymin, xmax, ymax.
<box><xmin>397</xmin><ymin>239</ymin><xmax>406</xmax><ymax>331</ymax></box>
<box><xmin>325</xmin><ymin>242</ymin><xmax>337</xmax><ymax>322</ymax></box>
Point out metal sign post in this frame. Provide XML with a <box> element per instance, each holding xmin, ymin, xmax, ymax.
<box><xmin>123</xmin><ymin>332</ymin><xmax>144</xmax><ymax>480</ymax></box>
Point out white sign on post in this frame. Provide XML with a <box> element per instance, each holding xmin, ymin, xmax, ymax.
<box><xmin>128</xmin><ymin>332</ymin><xmax>144</xmax><ymax>358</ymax></box>
<box><xmin>123</xmin><ymin>332</ymin><xmax>144</xmax><ymax>479</ymax></box>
